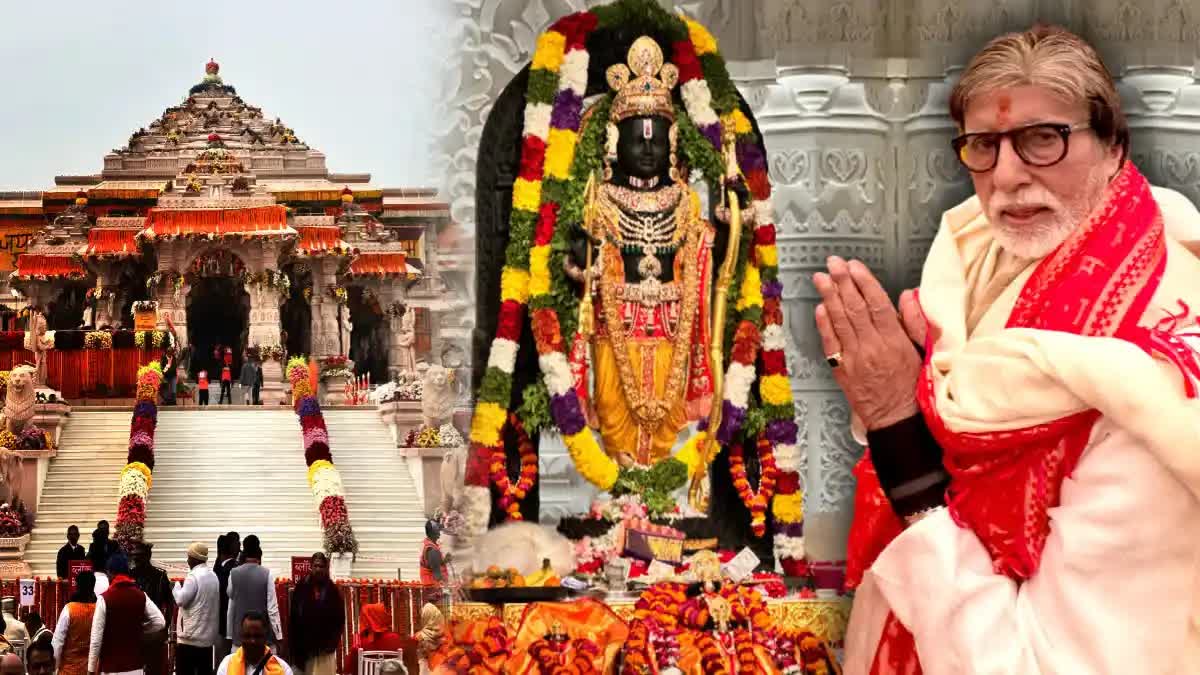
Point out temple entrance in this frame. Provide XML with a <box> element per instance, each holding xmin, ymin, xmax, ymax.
<box><xmin>347</xmin><ymin>286</ymin><xmax>388</xmax><ymax>383</ymax></box>
<box><xmin>186</xmin><ymin>276</ymin><xmax>250</xmax><ymax>378</ymax></box>
<box><xmin>279</xmin><ymin>263</ymin><xmax>311</xmax><ymax>359</ymax></box>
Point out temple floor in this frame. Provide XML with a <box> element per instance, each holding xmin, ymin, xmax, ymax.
<box><xmin>26</xmin><ymin>407</ymin><xmax>426</xmax><ymax>579</ymax></box>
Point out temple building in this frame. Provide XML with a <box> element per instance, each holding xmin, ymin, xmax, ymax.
<box><xmin>0</xmin><ymin>59</ymin><xmax>471</xmax><ymax>389</ymax></box>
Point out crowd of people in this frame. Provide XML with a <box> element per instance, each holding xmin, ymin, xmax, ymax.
<box><xmin>24</xmin><ymin>524</ymin><xmax>406</xmax><ymax>675</ymax></box>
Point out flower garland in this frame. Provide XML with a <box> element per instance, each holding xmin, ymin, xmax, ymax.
<box><xmin>467</xmin><ymin>0</ymin><xmax>803</xmax><ymax>569</ymax></box>
<box><xmin>529</xmin><ymin>636</ymin><xmax>602</xmax><ymax>674</ymax></box>
<box><xmin>114</xmin><ymin>363</ymin><xmax>160</xmax><ymax>551</ymax></box>
<box><xmin>403</xmin><ymin>423</ymin><xmax>465</xmax><ymax>449</ymax></box>
<box><xmin>287</xmin><ymin>356</ymin><xmax>358</xmax><ymax>555</ymax></box>
<box><xmin>131</xmin><ymin>300</ymin><xmax>159</xmax><ymax>314</ymax></box>
<box><xmin>730</xmin><ymin>436</ymin><xmax>778</xmax><ymax>537</ymax></box>
<box><xmin>489</xmin><ymin>413</ymin><xmax>538</xmax><ymax>521</ymax></box>
<box><xmin>84</xmin><ymin>331</ymin><xmax>113</xmax><ymax>350</ymax></box>
<box><xmin>133</xmin><ymin>331</ymin><xmax>174</xmax><ymax>350</ymax></box>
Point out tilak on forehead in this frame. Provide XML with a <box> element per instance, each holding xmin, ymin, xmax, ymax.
<box><xmin>643</xmin><ymin>118</ymin><xmax>654</xmax><ymax>139</ymax></box>
<box><xmin>996</xmin><ymin>92</ymin><xmax>1012</xmax><ymax>127</ymax></box>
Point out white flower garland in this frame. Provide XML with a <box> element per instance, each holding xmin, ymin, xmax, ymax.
<box><xmin>773</xmin><ymin>533</ymin><xmax>806</xmax><ymax>561</ymax></box>
<box><xmin>538</xmin><ymin>352</ymin><xmax>574</xmax><ymax>397</ymax></box>
<box><xmin>762</xmin><ymin>324</ymin><xmax>786</xmax><ymax>352</ymax></box>
<box><xmin>774</xmin><ymin>442</ymin><xmax>801</xmax><ymax>473</ymax></box>
<box><xmin>724</xmin><ymin>362</ymin><xmax>756</xmax><ymax>409</ymax></box>
<box><xmin>524</xmin><ymin>103</ymin><xmax>553</xmax><ymax>141</ymax></box>
<box><xmin>310</xmin><ymin>466</ymin><xmax>344</xmax><ymax>502</ymax></box>
<box><xmin>679</xmin><ymin>79</ymin><xmax>719</xmax><ymax>127</ymax></box>
<box><xmin>560</xmin><ymin>50</ymin><xmax>589</xmax><ymax>95</ymax></box>
<box><xmin>487</xmin><ymin>338</ymin><xmax>519</xmax><ymax>374</ymax></box>
<box><xmin>117</xmin><ymin>470</ymin><xmax>150</xmax><ymax>500</ymax></box>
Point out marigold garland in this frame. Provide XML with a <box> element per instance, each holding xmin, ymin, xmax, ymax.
<box><xmin>490</xmin><ymin>413</ymin><xmax>538</xmax><ymax>521</ymax></box>
<box><xmin>466</xmin><ymin>0</ymin><xmax>803</xmax><ymax>564</ymax></box>
<box><xmin>730</xmin><ymin>436</ymin><xmax>779</xmax><ymax>537</ymax></box>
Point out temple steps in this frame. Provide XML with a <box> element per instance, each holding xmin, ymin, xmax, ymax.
<box><xmin>27</xmin><ymin>411</ymin><xmax>128</xmax><ymax>575</ymax></box>
<box><xmin>27</xmin><ymin>408</ymin><xmax>425</xmax><ymax>581</ymax></box>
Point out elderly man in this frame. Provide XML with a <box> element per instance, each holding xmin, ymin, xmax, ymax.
<box><xmin>819</xmin><ymin>24</ymin><xmax>1200</xmax><ymax>675</ymax></box>
<box><xmin>173</xmin><ymin>543</ymin><xmax>219</xmax><ymax>675</ymax></box>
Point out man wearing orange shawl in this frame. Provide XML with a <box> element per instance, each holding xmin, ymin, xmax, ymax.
<box><xmin>812</xmin><ymin>25</ymin><xmax>1200</xmax><ymax>675</ymax></box>
<box><xmin>343</xmin><ymin>603</ymin><xmax>404</xmax><ymax>674</ymax></box>
<box><xmin>217</xmin><ymin>612</ymin><xmax>293</xmax><ymax>675</ymax></box>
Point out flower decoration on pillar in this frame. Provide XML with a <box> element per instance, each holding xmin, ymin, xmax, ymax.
<box><xmin>287</xmin><ymin>356</ymin><xmax>358</xmax><ymax>555</ymax></box>
<box><xmin>114</xmin><ymin>362</ymin><xmax>161</xmax><ymax>552</ymax></box>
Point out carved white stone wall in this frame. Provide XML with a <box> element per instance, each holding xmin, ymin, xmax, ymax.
<box><xmin>442</xmin><ymin>0</ymin><xmax>1200</xmax><ymax>555</ymax></box>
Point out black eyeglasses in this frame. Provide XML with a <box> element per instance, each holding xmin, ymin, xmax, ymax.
<box><xmin>951</xmin><ymin>122</ymin><xmax>1091</xmax><ymax>172</ymax></box>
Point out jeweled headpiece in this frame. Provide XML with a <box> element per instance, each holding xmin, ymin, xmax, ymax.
<box><xmin>607</xmin><ymin>36</ymin><xmax>678</xmax><ymax>123</ymax></box>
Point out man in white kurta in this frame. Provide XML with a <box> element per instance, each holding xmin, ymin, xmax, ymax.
<box><xmin>812</xmin><ymin>24</ymin><xmax>1200</xmax><ymax>675</ymax></box>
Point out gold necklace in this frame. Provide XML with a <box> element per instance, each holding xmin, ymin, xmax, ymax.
<box><xmin>596</xmin><ymin>198</ymin><xmax>701</xmax><ymax>432</ymax></box>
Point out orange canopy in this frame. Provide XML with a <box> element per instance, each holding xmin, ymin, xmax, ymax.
<box><xmin>142</xmin><ymin>205</ymin><xmax>290</xmax><ymax>238</ymax></box>
<box><xmin>296</xmin><ymin>226</ymin><xmax>347</xmax><ymax>256</ymax></box>
<box><xmin>14</xmin><ymin>254</ymin><xmax>87</xmax><ymax>278</ymax></box>
<box><xmin>84</xmin><ymin>228</ymin><xmax>141</xmax><ymax>257</ymax></box>
<box><xmin>348</xmin><ymin>252</ymin><xmax>415</xmax><ymax>277</ymax></box>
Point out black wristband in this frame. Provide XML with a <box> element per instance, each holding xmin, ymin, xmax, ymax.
<box><xmin>866</xmin><ymin>413</ymin><xmax>948</xmax><ymax>517</ymax></box>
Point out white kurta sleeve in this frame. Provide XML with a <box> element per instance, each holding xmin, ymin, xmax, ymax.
<box><xmin>88</xmin><ymin>596</ymin><xmax>107</xmax><ymax>673</ymax></box>
<box><xmin>143</xmin><ymin>596</ymin><xmax>166</xmax><ymax>633</ymax></box>
<box><xmin>867</xmin><ymin>425</ymin><xmax>1200</xmax><ymax>675</ymax></box>
<box><xmin>266</xmin><ymin>570</ymin><xmax>283</xmax><ymax>640</ymax></box>
<box><xmin>173</xmin><ymin>574</ymin><xmax>198</xmax><ymax>608</ymax></box>
<box><xmin>52</xmin><ymin>605</ymin><xmax>70</xmax><ymax>662</ymax></box>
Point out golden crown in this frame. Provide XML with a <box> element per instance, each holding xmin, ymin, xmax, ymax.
<box><xmin>607</xmin><ymin>36</ymin><xmax>678</xmax><ymax>123</ymax></box>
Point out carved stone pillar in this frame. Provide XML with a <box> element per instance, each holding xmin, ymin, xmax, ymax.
<box><xmin>309</xmin><ymin>257</ymin><xmax>342</xmax><ymax>359</ymax></box>
<box><xmin>154</xmin><ymin>242</ymin><xmax>188</xmax><ymax>347</ymax></box>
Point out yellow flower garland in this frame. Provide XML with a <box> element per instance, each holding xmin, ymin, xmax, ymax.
<box><xmin>756</xmin><ymin>243</ymin><xmax>778</xmax><ymax>268</ymax></box>
<box><xmin>683</xmin><ymin>16</ymin><xmax>718</xmax><ymax>55</ymax></box>
<box><xmin>124</xmin><ymin>462</ymin><xmax>153</xmax><ymax>486</ymax></box>
<box><xmin>307</xmin><ymin>460</ymin><xmax>334</xmax><ymax>485</ymax></box>
<box><xmin>500</xmin><ymin>268</ymin><xmax>531</xmax><ymax>305</ymax></box>
<box><xmin>528</xmin><ymin>245</ymin><xmax>552</xmax><ymax>296</ymax></box>
<box><xmin>736</xmin><ymin>263</ymin><xmax>763</xmax><ymax>311</ymax></box>
<box><xmin>470</xmin><ymin>402</ymin><xmax>508</xmax><ymax>447</ymax></box>
<box><xmin>772</xmin><ymin>492</ymin><xmax>803</xmax><ymax>523</ymax></box>
<box><xmin>531</xmin><ymin>31</ymin><xmax>567</xmax><ymax>71</ymax></box>
<box><xmin>513</xmin><ymin>178</ymin><xmax>543</xmax><ymax>213</ymax></box>
<box><xmin>760</xmin><ymin>375</ymin><xmax>792</xmax><ymax>406</ymax></box>
<box><xmin>545</xmin><ymin>128</ymin><xmax>579</xmax><ymax>179</ymax></box>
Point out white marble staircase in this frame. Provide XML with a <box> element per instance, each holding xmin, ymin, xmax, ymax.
<box><xmin>27</xmin><ymin>408</ymin><xmax>424</xmax><ymax>580</ymax></box>
<box><xmin>27</xmin><ymin>411</ymin><xmax>127</xmax><ymax>574</ymax></box>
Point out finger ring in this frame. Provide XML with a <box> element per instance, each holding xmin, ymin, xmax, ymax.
<box><xmin>825</xmin><ymin>352</ymin><xmax>843</xmax><ymax>368</ymax></box>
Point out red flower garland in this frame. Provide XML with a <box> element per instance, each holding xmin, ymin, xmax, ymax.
<box><xmin>490</xmin><ymin>413</ymin><xmax>538</xmax><ymax>521</ymax></box>
<box><xmin>730</xmin><ymin>436</ymin><xmax>779</xmax><ymax>537</ymax></box>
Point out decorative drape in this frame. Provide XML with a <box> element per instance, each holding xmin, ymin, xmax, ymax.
<box><xmin>348</xmin><ymin>252</ymin><xmax>412</xmax><ymax>277</ymax></box>
<box><xmin>142</xmin><ymin>205</ymin><xmax>290</xmax><ymax>237</ymax></box>
<box><xmin>13</xmin><ymin>254</ymin><xmax>87</xmax><ymax>279</ymax></box>
<box><xmin>84</xmin><ymin>228</ymin><xmax>141</xmax><ymax>257</ymax></box>
<box><xmin>0</xmin><ymin>347</ymin><xmax>163</xmax><ymax>398</ymax></box>
<box><xmin>296</xmin><ymin>226</ymin><xmax>348</xmax><ymax>255</ymax></box>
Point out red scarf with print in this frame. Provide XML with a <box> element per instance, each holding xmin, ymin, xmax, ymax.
<box><xmin>846</xmin><ymin>162</ymin><xmax>1171</xmax><ymax>673</ymax></box>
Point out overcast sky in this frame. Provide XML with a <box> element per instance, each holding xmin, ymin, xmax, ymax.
<box><xmin>0</xmin><ymin>0</ymin><xmax>452</xmax><ymax>191</ymax></box>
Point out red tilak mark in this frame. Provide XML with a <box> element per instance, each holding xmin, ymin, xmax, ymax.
<box><xmin>996</xmin><ymin>94</ymin><xmax>1012</xmax><ymax>127</ymax></box>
